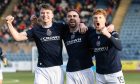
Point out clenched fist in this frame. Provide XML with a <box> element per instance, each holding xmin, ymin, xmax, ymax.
<box><xmin>5</xmin><ymin>15</ymin><xmax>14</xmax><ymax>24</ymax></box>
<box><xmin>107</xmin><ymin>24</ymin><xmax>114</xmax><ymax>33</ymax></box>
<box><xmin>101</xmin><ymin>27</ymin><xmax>111</xmax><ymax>38</ymax></box>
<box><xmin>30</xmin><ymin>14</ymin><xmax>38</xmax><ymax>25</ymax></box>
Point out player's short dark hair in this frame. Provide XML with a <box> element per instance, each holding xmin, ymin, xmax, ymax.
<box><xmin>67</xmin><ymin>9</ymin><xmax>81</xmax><ymax>18</ymax></box>
<box><xmin>39</xmin><ymin>3</ymin><xmax>54</xmax><ymax>12</ymax></box>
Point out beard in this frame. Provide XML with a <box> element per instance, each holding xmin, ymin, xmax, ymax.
<box><xmin>68</xmin><ymin>19</ymin><xmax>77</xmax><ymax>28</ymax></box>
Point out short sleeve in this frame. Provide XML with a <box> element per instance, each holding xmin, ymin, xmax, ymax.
<box><xmin>26</xmin><ymin>28</ymin><xmax>34</xmax><ymax>40</ymax></box>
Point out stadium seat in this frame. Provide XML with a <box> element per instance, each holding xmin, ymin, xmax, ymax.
<box><xmin>119</xmin><ymin>2</ymin><xmax>140</xmax><ymax>60</ymax></box>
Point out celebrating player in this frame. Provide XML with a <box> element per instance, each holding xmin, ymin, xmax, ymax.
<box><xmin>5</xmin><ymin>4</ymin><xmax>87</xmax><ymax>84</ymax></box>
<box><xmin>63</xmin><ymin>9</ymin><xmax>95</xmax><ymax>84</ymax></box>
<box><xmin>90</xmin><ymin>9</ymin><xmax>125</xmax><ymax>84</ymax></box>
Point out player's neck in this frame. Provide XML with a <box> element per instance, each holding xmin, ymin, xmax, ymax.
<box><xmin>70</xmin><ymin>27</ymin><xmax>78</xmax><ymax>33</ymax></box>
<box><xmin>96</xmin><ymin>25</ymin><xmax>106</xmax><ymax>34</ymax></box>
<box><xmin>42</xmin><ymin>22</ymin><xmax>52</xmax><ymax>28</ymax></box>
<box><xmin>96</xmin><ymin>30</ymin><xmax>102</xmax><ymax>34</ymax></box>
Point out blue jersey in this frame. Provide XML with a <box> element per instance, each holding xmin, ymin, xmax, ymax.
<box><xmin>89</xmin><ymin>28</ymin><xmax>122</xmax><ymax>74</ymax></box>
<box><xmin>26</xmin><ymin>22</ymin><xmax>66</xmax><ymax>67</ymax></box>
<box><xmin>63</xmin><ymin>28</ymin><xmax>94</xmax><ymax>72</ymax></box>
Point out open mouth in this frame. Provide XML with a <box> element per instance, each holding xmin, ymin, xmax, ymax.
<box><xmin>96</xmin><ymin>23</ymin><xmax>100</xmax><ymax>26</ymax></box>
<box><xmin>70</xmin><ymin>19</ymin><xmax>75</xmax><ymax>23</ymax></box>
<box><xmin>69</xmin><ymin>21</ymin><xmax>75</xmax><ymax>24</ymax></box>
<box><xmin>70</xmin><ymin>21</ymin><xmax>76</xmax><ymax>25</ymax></box>
<box><xmin>70</xmin><ymin>21</ymin><xmax>75</xmax><ymax>23</ymax></box>
<box><xmin>42</xmin><ymin>16</ymin><xmax>49</xmax><ymax>19</ymax></box>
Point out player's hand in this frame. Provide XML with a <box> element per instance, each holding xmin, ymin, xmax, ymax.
<box><xmin>3</xmin><ymin>58</ymin><xmax>8</xmax><ymax>66</ymax></box>
<box><xmin>30</xmin><ymin>15</ymin><xmax>37</xmax><ymax>21</ymax></box>
<box><xmin>107</xmin><ymin>24</ymin><xmax>114</xmax><ymax>33</ymax></box>
<box><xmin>101</xmin><ymin>27</ymin><xmax>111</xmax><ymax>38</ymax></box>
<box><xmin>5</xmin><ymin>15</ymin><xmax>14</xmax><ymax>24</ymax></box>
<box><xmin>30</xmin><ymin>15</ymin><xmax>38</xmax><ymax>25</ymax></box>
<box><xmin>78</xmin><ymin>23</ymin><xmax>88</xmax><ymax>34</ymax></box>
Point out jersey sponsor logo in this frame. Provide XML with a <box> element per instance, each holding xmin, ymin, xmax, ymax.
<box><xmin>66</xmin><ymin>38</ymin><xmax>82</xmax><ymax>46</ymax></box>
<box><xmin>40</xmin><ymin>36</ymin><xmax>60</xmax><ymax>42</ymax></box>
<box><xmin>94</xmin><ymin>46</ymin><xmax>108</xmax><ymax>52</ymax></box>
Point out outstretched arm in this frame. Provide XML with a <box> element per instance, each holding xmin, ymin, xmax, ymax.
<box><xmin>6</xmin><ymin>15</ymin><xmax>28</xmax><ymax>41</ymax></box>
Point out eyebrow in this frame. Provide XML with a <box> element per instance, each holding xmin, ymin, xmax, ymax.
<box><xmin>68</xmin><ymin>14</ymin><xmax>78</xmax><ymax>16</ymax></box>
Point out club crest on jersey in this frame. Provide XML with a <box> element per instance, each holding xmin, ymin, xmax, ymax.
<box><xmin>96</xmin><ymin>41</ymin><xmax>100</xmax><ymax>46</ymax></box>
<box><xmin>98</xmin><ymin>36</ymin><xmax>100</xmax><ymax>39</ymax></box>
<box><xmin>71</xmin><ymin>33</ymin><xmax>75</xmax><ymax>39</ymax></box>
<box><xmin>46</xmin><ymin>29</ymin><xmax>52</xmax><ymax>36</ymax></box>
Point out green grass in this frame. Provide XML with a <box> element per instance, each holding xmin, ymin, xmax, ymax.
<box><xmin>3</xmin><ymin>71</ymin><xmax>140</xmax><ymax>84</ymax></box>
<box><xmin>124</xmin><ymin>72</ymin><xmax>140</xmax><ymax>84</ymax></box>
<box><xmin>3</xmin><ymin>72</ymin><xmax>34</xmax><ymax>84</ymax></box>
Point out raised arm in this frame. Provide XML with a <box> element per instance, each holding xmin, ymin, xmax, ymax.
<box><xmin>101</xmin><ymin>27</ymin><xmax>122</xmax><ymax>50</ymax></box>
<box><xmin>109</xmin><ymin>31</ymin><xmax>122</xmax><ymax>50</ymax></box>
<box><xmin>6</xmin><ymin>15</ymin><xmax>28</xmax><ymax>41</ymax></box>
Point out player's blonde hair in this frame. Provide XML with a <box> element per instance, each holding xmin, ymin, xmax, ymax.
<box><xmin>93</xmin><ymin>9</ymin><xmax>107</xmax><ymax>18</ymax></box>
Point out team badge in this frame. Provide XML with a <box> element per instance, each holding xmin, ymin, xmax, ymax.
<box><xmin>46</xmin><ymin>29</ymin><xmax>52</xmax><ymax>36</ymax></box>
<box><xmin>98</xmin><ymin>36</ymin><xmax>100</xmax><ymax>39</ymax></box>
<box><xmin>71</xmin><ymin>33</ymin><xmax>75</xmax><ymax>39</ymax></box>
<box><xmin>96</xmin><ymin>41</ymin><xmax>100</xmax><ymax>46</ymax></box>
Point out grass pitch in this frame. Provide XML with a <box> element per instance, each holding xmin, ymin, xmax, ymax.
<box><xmin>3</xmin><ymin>72</ymin><xmax>34</xmax><ymax>84</ymax></box>
<box><xmin>3</xmin><ymin>71</ymin><xmax>140</xmax><ymax>84</ymax></box>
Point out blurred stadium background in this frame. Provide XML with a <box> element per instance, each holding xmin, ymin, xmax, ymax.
<box><xmin>0</xmin><ymin>0</ymin><xmax>140</xmax><ymax>84</ymax></box>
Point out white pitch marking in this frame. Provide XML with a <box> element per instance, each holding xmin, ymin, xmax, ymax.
<box><xmin>4</xmin><ymin>79</ymin><xmax>20</xmax><ymax>84</ymax></box>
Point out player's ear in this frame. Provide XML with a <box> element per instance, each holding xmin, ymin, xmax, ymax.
<box><xmin>52</xmin><ymin>14</ymin><xmax>54</xmax><ymax>18</ymax></box>
<box><xmin>51</xmin><ymin>12</ymin><xmax>54</xmax><ymax>19</ymax></box>
<box><xmin>105</xmin><ymin>17</ymin><xmax>110</xmax><ymax>26</ymax></box>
